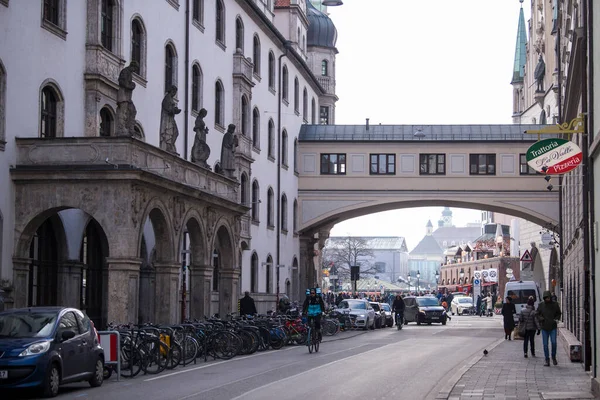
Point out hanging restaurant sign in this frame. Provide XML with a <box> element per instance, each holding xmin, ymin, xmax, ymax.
<box><xmin>526</xmin><ymin>138</ymin><xmax>582</xmax><ymax>175</ymax></box>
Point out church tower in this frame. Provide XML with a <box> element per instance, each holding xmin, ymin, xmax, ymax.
<box><xmin>511</xmin><ymin>0</ymin><xmax>527</xmax><ymax>123</ymax></box>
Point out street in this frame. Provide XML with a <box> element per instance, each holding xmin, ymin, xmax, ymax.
<box><xmin>11</xmin><ymin>315</ymin><xmax>504</xmax><ymax>400</ymax></box>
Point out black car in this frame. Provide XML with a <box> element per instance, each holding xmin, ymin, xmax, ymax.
<box><xmin>403</xmin><ymin>296</ymin><xmax>448</xmax><ymax>325</ymax></box>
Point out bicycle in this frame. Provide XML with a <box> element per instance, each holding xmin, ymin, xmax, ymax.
<box><xmin>305</xmin><ymin>316</ymin><xmax>320</xmax><ymax>353</ymax></box>
<box><xmin>395</xmin><ymin>312</ymin><xmax>404</xmax><ymax>331</ymax></box>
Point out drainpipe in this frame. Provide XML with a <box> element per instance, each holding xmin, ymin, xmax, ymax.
<box><xmin>183</xmin><ymin>0</ymin><xmax>190</xmax><ymax>160</ymax></box>
<box><xmin>276</xmin><ymin>41</ymin><xmax>292</xmax><ymax>309</ymax></box>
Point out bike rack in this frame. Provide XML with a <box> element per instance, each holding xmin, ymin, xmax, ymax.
<box><xmin>98</xmin><ymin>330</ymin><xmax>121</xmax><ymax>381</ymax></box>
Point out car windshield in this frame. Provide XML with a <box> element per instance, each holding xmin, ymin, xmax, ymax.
<box><xmin>458</xmin><ymin>298</ymin><xmax>473</xmax><ymax>304</ymax></box>
<box><xmin>341</xmin><ymin>301</ymin><xmax>366</xmax><ymax>310</ymax></box>
<box><xmin>381</xmin><ymin>304</ymin><xmax>391</xmax><ymax>311</ymax></box>
<box><xmin>370</xmin><ymin>303</ymin><xmax>380</xmax><ymax>311</ymax></box>
<box><xmin>416</xmin><ymin>298</ymin><xmax>439</xmax><ymax>307</ymax></box>
<box><xmin>0</xmin><ymin>311</ymin><xmax>58</xmax><ymax>338</ymax></box>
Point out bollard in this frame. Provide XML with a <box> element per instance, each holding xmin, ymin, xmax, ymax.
<box><xmin>98</xmin><ymin>330</ymin><xmax>121</xmax><ymax>381</ymax></box>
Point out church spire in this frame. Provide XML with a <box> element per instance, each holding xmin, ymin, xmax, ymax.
<box><xmin>511</xmin><ymin>1</ymin><xmax>527</xmax><ymax>84</ymax></box>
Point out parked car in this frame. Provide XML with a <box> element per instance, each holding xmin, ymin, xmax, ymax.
<box><xmin>379</xmin><ymin>303</ymin><xmax>394</xmax><ymax>327</ymax></box>
<box><xmin>404</xmin><ymin>296</ymin><xmax>448</xmax><ymax>325</ymax></box>
<box><xmin>0</xmin><ymin>307</ymin><xmax>105</xmax><ymax>397</ymax></box>
<box><xmin>451</xmin><ymin>296</ymin><xmax>476</xmax><ymax>315</ymax></box>
<box><xmin>368</xmin><ymin>302</ymin><xmax>386</xmax><ymax>328</ymax></box>
<box><xmin>336</xmin><ymin>299</ymin><xmax>376</xmax><ymax>330</ymax></box>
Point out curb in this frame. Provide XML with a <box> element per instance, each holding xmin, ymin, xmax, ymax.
<box><xmin>434</xmin><ymin>337</ymin><xmax>505</xmax><ymax>400</ymax></box>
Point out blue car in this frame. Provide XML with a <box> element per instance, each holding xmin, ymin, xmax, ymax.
<box><xmin>0</xmin><ymin>307</ymin><xmax>104</xmax><ymax>397</ymax></box>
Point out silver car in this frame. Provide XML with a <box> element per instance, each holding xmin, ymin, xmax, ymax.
<box><xmin>337</xmin><ymin>299</ymin><xmax>376</xmax><ymax>330</ymax></box>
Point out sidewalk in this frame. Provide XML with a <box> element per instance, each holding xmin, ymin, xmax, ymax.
<box><xmin>438</xmin><ymin>330</ymin><xmax>596</xmax><ymax>400</ymax></box>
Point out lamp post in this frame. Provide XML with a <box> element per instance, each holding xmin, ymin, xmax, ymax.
<box><xmin>459</xmin><ymin>268</ymin><xmax>465</xmax><ymax>283</ymax></box>
<box><xmin>407</xmin><ymin>272</ymin><xmax>411</xmax><ymax>292</ymax></box>
<box><xmin>417</xmin><ymin>270</ymin><xmax>421</xmax><ymax>293</ymax></box>
<box><xmin>435</xmin><ymin>270</ymin><xmax>440</xmax><ymax>290</ymax></box>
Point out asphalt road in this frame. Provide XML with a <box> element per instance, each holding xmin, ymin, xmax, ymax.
<box><xmin>16</xmin><ymin>315</ymin><xmax>504</xmax><ymax>400</ymax></box>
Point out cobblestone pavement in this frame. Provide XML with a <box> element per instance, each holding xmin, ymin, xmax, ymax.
<box><xmin>440</xmin><ymin>331</ymin><xmax>595</xmax><ymax>400</ymax></box>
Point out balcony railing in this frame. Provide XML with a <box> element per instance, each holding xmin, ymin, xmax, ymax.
<box><xmin>233</xmin><ymin>53</ymin><xmax>254</xmax><ymax>84</ymax></box>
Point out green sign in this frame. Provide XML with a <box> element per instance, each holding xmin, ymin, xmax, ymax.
<box><xmin>526</xmin><ymin>138</ymin><xmax>582</xmax><ymax>174</ymax></box>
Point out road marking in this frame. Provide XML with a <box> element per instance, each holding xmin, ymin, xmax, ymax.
<box><xmin>175</xmin><ymin>344</ymin><xmax>371</xmax><ymax>400</ymax></box>
<box><xmin>229</xmin><ymin>340</ymin><xmax>411</xmax><ymax>400</ymax></box>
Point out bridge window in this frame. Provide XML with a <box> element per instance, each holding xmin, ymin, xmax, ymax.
<box><xmin>469</xmin><ymin>154</ymin><xmax>496</xmax><ymax>175</ymax></box>
<box><xmin>370</xmin><ymin>154</ymin><xmax>395</xmax><ymax>175</ymax></box>
<box><xmin>320</xmin><ymin>154</ymin><xmax>346</xmax><ymax>175</ymax></box>
<box><xmin>419</xmin><ymin>154</ymin><xmax>445</xmax><ymax>175</ymax></box>
<box><xmin>519</xmin><ymin>154</ymin><xmax>537</xmax><ymax>175</ymax></box>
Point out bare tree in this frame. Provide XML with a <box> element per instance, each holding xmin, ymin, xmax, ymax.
<box><xmin>322</xmin><ymin>236</ymin><xmax>377</xmax><ymax>281</ymax></box>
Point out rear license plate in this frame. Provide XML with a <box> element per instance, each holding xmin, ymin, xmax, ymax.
<box><xmin>0</xmin><ymin>370</ymin><xmax>7</xmax><ymax>379</ymax></box>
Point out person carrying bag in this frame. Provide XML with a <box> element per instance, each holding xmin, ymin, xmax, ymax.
<box><xmin>519</xmin><ymin>296</ymin><xmax>540</xmax><ymax>358</ymax></box>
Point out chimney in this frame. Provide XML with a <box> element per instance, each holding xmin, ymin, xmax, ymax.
<box><xmin>366</xmin><ymin>118</ymin><xmax>370</xmax><ymax>131</ymax></box>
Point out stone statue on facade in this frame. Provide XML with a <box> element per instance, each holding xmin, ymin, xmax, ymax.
<box><xmin>116</xmin><ymin>61</ymin><xmax>139</xmax><ymax>137</ymax></box>
<box><xmin>534</xmin><ymin>55</ymin><xmax>545</xmax><ymax>92</ymax></box>
<box><xmin>219</xmin><ymin>123</ymin><xmax>238</xmax><ymax>179</ymax></box>
<box><xmin>191</xmin><ymin>108</ymin><xmax>211</xmax><ymax>169</ymax></box>
<box><xmin>160</xmin><ymin>85</ymin><xmax>181</xmax><ymax>155</ymax></box>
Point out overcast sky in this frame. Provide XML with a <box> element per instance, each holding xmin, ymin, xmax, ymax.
<box><xmin>325</xmin><ymin>1</ymin><xmax>530</xmax><ymax>250</ymax></box>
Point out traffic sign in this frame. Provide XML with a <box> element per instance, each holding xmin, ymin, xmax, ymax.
<box><xmin>474</xmin><ymin>279</ymin><xmax>480</xmax><ymax>285</ymax></box>
<box><xmin>520</xmin><ymin>250</ymin><xmax>532</xmax><ymax>262</ymax></box>
<box><xmin>526</xmin><ymin>138</ymin><xmax>582</xmax><ymax>174</ymax></box>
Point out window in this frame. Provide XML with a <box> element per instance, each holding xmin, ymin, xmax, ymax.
<box><xmin>0</xmin><ymin>60</ymin><xmax>5</xmax><ymax>149</ymax></box>
<box><xmin>321</xmin><ymin>60</ymin><xmax>328</xmax><ymax>76</ymax></box>
<box><xmin>241</xmin><ymin>173</ymin><xmax>248</xmax><ymax>205</ymax></box>
<box><xmin>216</xmin><ymin>0</ymin><xmax>225</xmax><ymax>44</ymax></box>
<box><xmin>44</xmin><ymin>0</ymin><xmax>60</xmax><ymax>25</ymax></box>
<box><xmin>519</xmin><ymin>154</ymin><xmax>537</xmax><ymax>175</ymax></box>
<box><xmin>99</xmin><ymin>107</ymin><xmax>113</xmax><ymax>137</ymax></box>
<box><xmin>320</xmin><ymin>154</ymin><xmax>346</xmax><ymax>175</ymax></box>
<box><xmin>164</xmin><ymin>43</ymin><xmax>178</xmax><ymax>92</ymax></box>
<box><xmin>281</xmin><ymin>130</ymin><xmax>288</xmax><ymax>166</ymax></box>
<box><xmin>268</xmin><ymin>52</ymin><xmax>275</xmax><ymax>90</ymax></box>
<box><xmin>370</xmin><ymin>154</ymin><xmax>396</xmax><ymax>175</ymax></box>
<box><xmin>320</xmin><ymin>106</ymin><xmax>329</xmax><ymax>125</ymax></box>
<box><xmin>293</xmin><ymin>199</ymin><xmax>298</xmax><ymax>233</ymax></box>
<box><xmin>192</xmin><ymin>0</ymin><xmax>203</xmax><ymax>25</ymax></box>
<box><xmin>311</xmin><ymin>98</ymin><xmax>316</xmax><ymax>124</ymax></box>
<box><xmin>470</xmin><ymin>154</ymin><xmax>496</xmax><ymax>175</ymax></box>
<box><xmin>267</xmin><ymin>188</ymin><xmax>274</xmax><ymax>227</ymax></box>
<box><xmin>133</xmin><ymin>121</ymin><xmax>145</xmax><ymax>140</ymax></box>
<box><xmin>251</xmin><ymin>180</ymin><xmax>260</xmax><ymax>222</ymax></box>
<box><xmin>235</xmin><ymin>17</ymin><xmax>244</xmax><ymax>52</ymax></box>
<box><xmin>253</xmin><ymin>35</ymin><xmax>261</xmax><ymax>76</ymax></box>
<box><xmin>302</xmin><ymin>88</ymin><xmax>308</xmax><ymax>121</ymax></box>
<box><xmin>40</xmin><ymin>85</ymin><xmax>61</xmax><ymax>138</ymax></box>
<box><xmin>191</xmin><ymin>64</ymin><xmax>202</xmax><ymax>112</ymax></box>
<box><xmin>42</xmin><ymin>0</ymin><xmax>67</xmax><ymax>39</ymax></box>
<box><xmin>419</xmin><ymin>154</ymin><xmax>445</xmax><ymax>175</ymax></box>
<box><xmin>282</xmin><ymin>66</ymin><xmax>288</xmax><ymax>102</ymax></box>
<box><xmin>265</xmin><ymin>256</ymin><xmax>272</xmax><ymax>293</ymax></box>
<box><xmin>240</xmin><ymin>95</ymin><xmax>249</xmax><ymax>135</ymax></box>
<box><xmin>215</xmin><ymin>80</ymin><xmax>224</xmax><ymax>126</ymax></box>
<box><xmin>101</xmin><ymin>0</ymin><xmax>114</xmax><ymax>51</ymax></box>
<box><xmin>252</xmin><ymin>107</ymin><xmax>260</xmax><ymax>149</ymax></box>
<box><xmin>131</xmin><ymin>18</ymin><xmax>146</xmax><ymax>78</ymax></box>
<box><xmin>293</xmin><ymin>138</ymin><xmax>298</xmax><ymax>173</ymax></box>
<box><xmin>268</xmin><ymin>119</ymin><xmax>275</xmax><ymax>158</ymax></box>
<box><xmin>212</xmin><ymin>250</ymin><xmax>219</xmax><ymax>291</ymax></box>
<box><xmin>250</xmin><ymin>253</ymin><xmax>258</xmax><ymax>293</ymax></box>
<box><xmin>294</xmin><ymin>78</ymin><xmax>299</xmax><ymax>113</ymax></box>
<box><xmin>281</xmin><ymin>194</ymin><xmax>288</xmax><ymax>232</ymax></box>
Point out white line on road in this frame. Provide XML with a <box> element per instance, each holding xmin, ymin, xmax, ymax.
<box><xmin>175</xmin><ymin>344</ymin><xmax>372</xmax><ymax>400</ymax></box>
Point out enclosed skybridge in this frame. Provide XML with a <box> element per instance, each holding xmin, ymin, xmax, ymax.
<box><xmin>297</xmin><ymin>124</ymin><xmax>559</xmax><ymax>234</ymax></box>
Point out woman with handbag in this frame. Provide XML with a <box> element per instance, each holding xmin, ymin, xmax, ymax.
<box><xmin>519</xmin><ymin>296</ymin><xmax>541</xmax><ymax>357</ymax></box>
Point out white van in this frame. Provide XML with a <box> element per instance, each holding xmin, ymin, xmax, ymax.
<box><xmin>504</xmin><ymin>280</ymin><xmax>542</xmax><ymax>319</ymax></box>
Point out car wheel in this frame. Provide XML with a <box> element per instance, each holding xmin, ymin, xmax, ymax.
<box><xmin>89</xmin><ymin>358</ymin><xmax>104</xmax><ymax>387</ymax></box>
<box><xmin>363</xmin><ymin>318</ymin><xmax>369</xmax><ymax>330</ymax></box>
<box><xmin>42</xmin><ymin>363</ymin><xmax>60</xmax><ymax>398</ymax></box>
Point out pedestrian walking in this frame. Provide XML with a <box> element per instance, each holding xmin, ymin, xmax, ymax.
<box><xmin>240</xmin><ymin>291</ymin><xmax>257</xmax><ymax>316</ymax></box>
<box><xmin>520</xmin><ymin>296</ymin><xmax>541</xmax><ymax>357</ymax></box>
<box><xmin>476</xmin><ymin>294</ymin><xmax>483</xmax><ymax>317</ymax></box>
<box><xmin>485</xmin><ymin>293</ymin><xmax>493</xmax><ymax>317</ymax></box>
<box><xmin>501</xmin><ymin>296</ymin><xmax>516</xmax><ymax>340</ymax></box>
<box><xmin>537</xmin><ymin>290</ymin><xmax>562</xmax><ymax>366</ymax></box>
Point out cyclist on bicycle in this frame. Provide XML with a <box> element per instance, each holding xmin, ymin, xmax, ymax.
<box><xmin>303</xmin><ymin>288</ymin><xmax>326</xmax><ymax>341</ymax></box>
<box><xmin>392</xmin><ymin>294</ymin><xmax>406</xmax><ymax>326</ymax></box>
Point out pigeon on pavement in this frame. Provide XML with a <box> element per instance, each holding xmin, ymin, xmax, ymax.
<box><xmin>483</xmin><ymin>349</ymin><xmax>488</xmax><ymax>356</ymax></box>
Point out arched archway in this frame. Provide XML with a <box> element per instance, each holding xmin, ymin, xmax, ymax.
<box><xmin>212</xmin><ymin>224</ymin><xmax>238</xmax><ymax>317</ymax></box>
<box><xmin>180</xmin><ymin>213</ymin><xmax>208</xmax><ymax>321</ymax></box>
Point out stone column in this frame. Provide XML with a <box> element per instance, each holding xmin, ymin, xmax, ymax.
<box><xmin>189</xmin><ymin>264</ymin><xmax>213</xmax><ymax>320</ymax></box>
<box><xmin>12</xmin><ymin>257</ymin><xmax>32</xmax><ymax>308</ymax></box>
<box><xmin>300</xmin><ymin>236</ymin><xmax>317</xmax><ymax>289</ymax></box>
<box><xmin>106</xmin><ymin>258</ymin><xmax>142</xmax><ymax>325</ymax></box>
<box><xmin>219</xmin><ymin>269</ymin><xmax>240</xmax><ymax>318</ymax></box>
<box><xmin>154</xmin><ymin>262</ymin><xmax>181</xmax><ymax>324</ymax></box>
<box><xmin>56</xmin><ymin>261</ymin><xmax>84</xmax><ymax>308</ymax></box>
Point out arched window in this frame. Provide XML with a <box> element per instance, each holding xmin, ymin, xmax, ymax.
<box><xmin>252</xmin><ymin>107</ymin><xmax>260</xmax><ymax>149</ymax></box>
<box><xmin>235</xmin><ymin>18</ymin><xmax>244</xmax><ymax>52</ymax></box>
<box><xmin>251</xmin><ymin>180</ymin><xmax>260</xmax><ymax>222</ymax></box>
<box><xmin>281</xmin><ymin>129</ymin><xmax>288</xmax><ymax>166</ymax></box>
<box><xmin>281</xmin><ymin>194</ymin><xmax>288</xmax><ymax>232</ymax></box>
<box><xmin>0</xmin><ymin>59</ymin><xmax>5</xmax><ymax>148</ymax></box>
<box><xmin>99</xmin><ymin>107</ymin><xmax>113</xmax><ymax>137</ymax></box>
<box><xmin>268</xmin><ymin>119</ymin><xmax>275</xmax><ymax>158</ymax></box>
<box><xmin>250</xmin><ymin>252</ymin><xmax>258</xmax><ymax>293</ymax></box>
<box><xmin>293</xmin><ymin>138</ymin><xmax>298</xmax><ymax>173</ymax></box>
<box><xmin>131</xmin><ymin>18</ymin><xmax>146</xmax><ymax>77</ymax></box>
<box><xmin>241</xmin><ymin>173</ymin><xmax>248</xmax><ymax>205</ymax></box>
<box><xmin>216</xmin><ymin>0</ymin><xmax>225</xmax><ymax>43</ymax></box>
<box><xmin>101</xmin><ymin>0</ymin><xmax>114</xmax><ymax>51</ymax></box>
<box><xmin>214</xmin><ymin>80</ymin><xmax>224</xmax><ymax>126</ymax></box>
<box><xmin>267</xmin><ymin>187</ymin><xmax>274</xmax><ymax>227</ymax></box>
<box><xmin>40</xmin><ymin>85</ymin><xmax>60</xmax><ymax>138</ymax></box>
<box><xmin>133</xmin><ymin>121</ymin><xmax>145</xmax><ymax>141</ymax></box>
<box><xmin>253</xmin><ymin>35</ymin><xmax>261</xmax><ymax>76</ymax></box>
<box><xmin>282</xmin><ymin>66</ymin><xmax>288</xmax><ymax>101</ymax></box>
<box><xmin>266</xmin><ymin>255</ymin><xmax>273</xmax><ymax>293</ymax></box>
<box><xmin>321</xmin><ymin>60</ymin><xmax>328</xmax><ymax>76</ymax></box>
<box><xmin>302</xmin><ymin>88</ymin><xmax>308</xmax><ymax>121</ymax></box>
<box><xmin>293</xmin><ymin>199</ymin><xmax>298</xmax><ymax>233</ymax></box>
<box><xmin>293</xmin><ymin>77</ymin><xmax>299</xmax><ymax>112</ymax></box>
<box><xmin>191</xmin><ymin>64</ymin><xmax>202</xmax><ymax>112</ymax></box>
<box><xmin>268</xmin><ymin>51</ymin><xmax>275</xmax><ymax>89</ymax></box>
<box><xmin>192</xmin><ymin>0</ymin><xmax>204</xmax><ymax>24</ymax></box>
<box><xmin>241</xmin><ymin>95</ymin><xmax>249</xmax><ymax>135</ymax></box>
<box><xmin>311</xmin><ymin>98</ymin><xmax>316</xmax><ymax>124</ymax></box>
<box><xmin>164</xmin><ymin>43</ymin><xmax>178</xmax><ymax>92</ymax></box>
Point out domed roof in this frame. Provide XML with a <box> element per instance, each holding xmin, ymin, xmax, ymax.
<box><xmin>307</xmin><ymin>2</ymin><xmax>337</xmax><ymax>49</ymax></box>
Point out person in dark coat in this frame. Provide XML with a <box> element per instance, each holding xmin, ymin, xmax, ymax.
<box><xmin>501</xmin><ymin>296</ymin><xmax>517</xmax><ymax>340</ymax></box>
<box><xmin>476</xmin><ymin>294</ymin><xmax>483</xmax><ymax>317</ymax></box>
<box><xmin>240</xmin><ymin>291</ymin><xmax>257</xmax><ymax>316</ymax></box>
<box><xmin>537</xmin><ymin>290</ymin><xmax>562</xmax><ymax>366</ymax></box>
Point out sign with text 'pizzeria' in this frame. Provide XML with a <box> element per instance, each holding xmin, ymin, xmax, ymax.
<box><xmin>526</xmin><ymin>138</ymin><xmax>582</xmax><ymax>174</ymax></box>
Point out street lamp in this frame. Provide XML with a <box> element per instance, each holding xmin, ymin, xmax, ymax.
<box><xmin>407</xmin><ymin>272</ymin><xmax>411</xmax><ymax>292</ymax></box>
<box><xmin>459</xmin><ymin>268</ymin><xmax>465</xmax><ymax>284</ymax></box>
<box><xmin>417</xmin><ymin>270</ymin><xmax>421</xmax><ymax>293</ymax></box>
